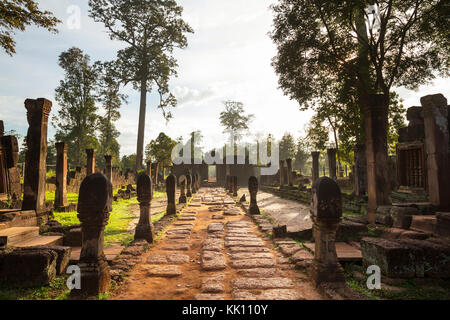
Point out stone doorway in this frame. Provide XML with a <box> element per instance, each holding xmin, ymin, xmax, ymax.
<box><xmin>208</xmin><ymin>165</ymin><xmax>216</xmax><ymax>182</ymax></box>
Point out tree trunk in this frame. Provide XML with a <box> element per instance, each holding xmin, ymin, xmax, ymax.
<box><xmin>154</xmin><ymin>162</ymin><xmax>159</xmax><ymax>185</ymax></box>
<box><xmin>136</xmin><ymin>78</ymin><xmax>147</xmax><ymax>171</ymax></box>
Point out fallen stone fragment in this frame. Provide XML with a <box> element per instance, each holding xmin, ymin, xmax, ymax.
<box><xmin>279</xmin><ymin>244</ymin><xmax>302</xmax><ymax>256</ymax></box>
<box><xmin>231</xmin><ymin>277</ymin><xmax>295</xmax><ymax>289</ymax></box>
<box><xmin>144</xmin><ymin>265</ymin><xmax>182</xmax><ymax>278</ymax></box>
<box><xmin>231</xmin><ymin>258</ymin><xmax>276</xmax><ymax>269</ymax></box>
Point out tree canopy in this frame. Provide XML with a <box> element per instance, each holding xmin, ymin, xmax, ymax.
<box><xmin>219</xmin><ymin>101</ymin><xmax>254</xmax><ymax>142</ymax></box>
<box><xmin>0</xmin><ymin>0</ymin><xmax>61</xmax><ymax>56</ymax></box>
<box><xmin>145</xmin><ymin>132</ymin><xmax>177</xmax><ymax>167</ymax></box>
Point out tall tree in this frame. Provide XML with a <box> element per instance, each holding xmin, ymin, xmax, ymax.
<box><xmin>53</xmin><ymin>47</ymin><xmax>99</xmax><ymax>167</ymax></box>
<box><xmin>279</xmin><ymin>132</ymin><xmax>296</xmax><ymax>160</ymax></box>
<box><xmin>89</xmin><ymin>0</ymin><xmax>194</xmax><ymax>171</ymax></box>
<box><xmin>219</xmin><ymin>101</ymin><xmax>254</xmax><ymax>143</ymax></box>
<box><xmin>145</xmin><ymin>132</ymin><xmax>177</xmax><ymax>184</ymax></box>
<box><xmin>294</xmin><ymin>137</ymin><xmax>311</xmax><ymax>173</ymax></box>
<box><xmin>0</xmin><ymin>0</ymin><xmax>61</xmax><ymax>56</ymax></box>
<box><xmin>96</xmin><ymin>61</ymin><xmax>126</xmax><ymax>168</ymax></box>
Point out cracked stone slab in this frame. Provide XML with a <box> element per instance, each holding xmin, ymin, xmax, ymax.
<box><xmin>232</xmin><ymin>289</ymin><xmax>303</xmax><ymax>300</ymax></box>
<box><xmin>146</xmin><ymin>254</ymin><xmax>168</xmax><ymax>265</ymax></box>
<box><xmin>229</xmin><ymin>246</ymin><xmax>270</xmax><ymax>253</ymax></box>
<box><xmin>167</xmin><ymin>253</ymin><xmax>190</xmax><ymax>264</ymax></box>
<box><xmin>225</xmin><ymin>236</ymin><xmax>261</xmax><ymax>242</ymax></box>
<box><xmin>225</xmin><ymin>241</ymin><xmax>265</xmax><ymax>248</ymax></box>
<box><xmin>230</xmin><ymin>252</ymin><xmax>275</xmax><ymax>260</ymax></box>
<box><xmin>144</xmin><ymin>265</ymin><xmax>182</xmax><ymax>278</ymax></box>
<box><xmin>162</xmin><ymin>243</ymin><xmax>190</xmax><ymax>251</ymax></box>
<box><xmin>201</xmin><ymin>281</ymin><xmax>225</xmax><ymax>293</ymax></box>
<box><xmin>202</xmin><ymin>239</ymin><xmax>224</xmax><ymax>252</ymax></box>
<box><xmin>230</xmin><ymin>258</ymin><xmax>277</xmax><ymax>269</ymax></box>
<box><xmin>201</xmin><ymin>251</ymin><xmax>227</xmax><ymax>271</ymax></box>
<box><xmin>236</xmin><ymin>268</ymin><xmax>278</xmax><ymax>277</ymax></box>
<box><xmin>208</xmin><ymin>223</ymin><xmax>224</xmax><ymax>233</ymax></box>
<box><xmin>195</xmin><ymin>294</ymin><xmax>225</xmax><ymax>300</ymax></box>
<box><xmin>231</xmin><ymin>277</ymin><xmax>295</xmax><ymax>289</ymax></box>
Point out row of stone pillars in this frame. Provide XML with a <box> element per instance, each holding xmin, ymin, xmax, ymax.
<box><xmin>54</xmin><ymin>144</ymin><xmax>114</xmax><ymax>210</ymax></box>
<box><xmin>311</xmin><ymin>149</ymin><xmax>338</xmax><ymax>182</ymax></box>
<box><xmin>278</xmin><ymin>159</ymin><xmax>294</xmax><ymax>188</ymax></box>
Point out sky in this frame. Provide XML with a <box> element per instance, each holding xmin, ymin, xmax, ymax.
<box><xmin>0</xmin><ymin>0</ymin><xmax>448</xmax><ymax>157</ymax></box>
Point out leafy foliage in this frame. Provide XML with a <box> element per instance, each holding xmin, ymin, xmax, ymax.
<box><xmin>279</xmin><ymin>132</ymin><xmax>296</xmax><ymax>160</ymax></box>
<box><xmin>219</xmin><ymin>101</ymin><xmax>254</xmax><ymax>142</ymax></box>
<box><xmin>0</xmin><ymin>0</ymin><xmax>61</xmax><ymax>56</ymax></box>
<box><xmin>145</xmin><ymin>132</ymin><xmax>177</xmax><ymax>167</ymax></box>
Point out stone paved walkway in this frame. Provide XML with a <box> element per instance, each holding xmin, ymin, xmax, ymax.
<box><xmin>238</xmin><ymin>189</ymin><xmax>312</xmax><ymax>233</ymax></box>
<box><xmin>112</xmin><ymin>188</ymin><xmax>322</xmax><ymax>300</ymax></box>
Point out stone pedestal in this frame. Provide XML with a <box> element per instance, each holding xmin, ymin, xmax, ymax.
<box><xmin>232</xmin><ymin>176</ymin><xmax>238</xmax><ymax>197</ymax></box>
<box><xmin>354</xmin><ymin>144</ymin><xmax>367</xmax><ymax>197</ymax></box>
<box><xmin>286</xmin><ymin>158</ymin><xmax>293</xmax><ymax>187</ymax></box>
<box><xmin>311</xmin><ymin>152</ymin><xmax>320</xmax><ymax>184</ymax></box>
<box><xmin>279</xmin><ymin>160</ymin><xmax>285</xmax><ymax>187</ymax></box>
<box><xmin>179</xmin><ymin>175</ymin><xmax>187</xmax><ymax>204</ymax></box>
<box><xmin>86</xmin><ymin>149</ymin><xmax>96</xmax><ymax>176</ymax></box>
<box><xmin>186</xmin><ymin>174</ymin><xmax>192</xmax><ymax>198</ymax></box>
<box><xmin>421</xmin><ymin>94</ymin><xmax>450</xmax><ymax>211</ymax></box>
<box><xmin>71</xmin><ymin>173</ymin><xmax>112</xmax><ymax>297</ymax></box>
<box><xmin>327</xmin><ymin>149</ymin><xmax>337</xmax><ymax>181</ymax></box>
<box><xmin>22</xmin><ymin>98</ymin><xmax>52</xmax><ymax>215</ymax></box>
<box><xmin>310</xmin><ymin>177</ymin><xmax>345</xmax><ymax>288</ymax></box>
<box><xmin>135</xmin><ymin>173</ymin><xmax>155</xmax><ymax>243</ymax></box>
<box><xmin>104</xmin><ymin>155</ymin><xmax>112</xmax><ymax>185</ymax></box>
<box><xmin>166</xmin><ymin>174</ymin><xmax>177</xmax><ymax>215</ymax></box>
<box><xmin>248</xmin><ymin>176</ymin><xmax>260</xmax><ymax>215</ymax></box>
<box><xmin>55</xmin><ymin>142</ymin><xmax>68</xmax><ymax>209</ymax></box>
<box><xmin>365</xmin><ymin>94</ymin><xmax>392</xmax><ymax>224</ymax></box>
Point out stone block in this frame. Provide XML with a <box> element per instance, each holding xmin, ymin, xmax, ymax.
<box><xmin>0</xmin><ymin>248</ymin><xmax>57</xmax><ymax>286</ymax></box>
<box><xmin>435</xmin><ymin>212</ymin><xmax>450</xmax><ymax>237</ymax></box>
<box><xmin>361</xmin><ymin>237</ymin><xmax>418</xmax><ymax>278</ymax></box>
<box><xmin>336</xmin><ymin>220</ymin><xmax>368</xmax><ymax>241</ymax></box>
<box><xmin>63</xmin><ymin>228</ymin><xmax>82</xmax><ymax>247</ymax></box>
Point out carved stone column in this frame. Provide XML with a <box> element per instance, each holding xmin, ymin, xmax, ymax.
<box><xmin>354</xmin><ymin>144</ymin><xmax>367</xmax><ymax>197</ymax></box>
<box><xmin>248</xmin><ymin>176</ymin><xmax>260</xmax><ymax>215</ymax></box>
<box><xmin>22</xmin><ymin>98</ymin><xmax>52</xmax><ymax>215</ymax></box>
<box><xmin>135</xmin><ymin>173</ymin><xmax>155</xmax><ymax>243</ymax></box>
<box><xmin>186</xmin><ymin>174</ymin><xmax>192</xmax><ymax>198</ymax></box>
<box><xmin>279</xmin><ymin>160</ymin><xmax>285</xmax><ymax>187</ymax></box>
<box><xmin>55</xmin><ymin>142</ymin><xmax>68</xmax><ymax>209</ymax></box>
<box><xmin>104</xmin><ymin>155</ymin><xmax>112</xmax><ymax>185</ymax></box>
<box><xmin>86</xmin><ymin>149</ymin><xmax>96</xmax><ymax>176</ymax></box>
<box><xmin>166</xmin><ymin>174</ymin><xmax>177</xmax><ymax>215</ymax></box>
<box><xmin>311</xmin><ymin>151</ymin><xmax>320</xmax><ymax>184</ymax></box>
<box><xmin>232</xmin><ymin>176</ymin><xmax>238</xmax><ymax>197</ymax></box>
<box><xmin>310</xmin><ymin>177</ymin><xmax>345</xmax><ymax>288</ymax></box>
<box><xmin>286</xmin><ymin>158</ymin><xmax>293</xmax><ymax>187</ymax></box>
<box><xmin>72</xmin><ymin>173</ymin><xmax>112</xmax><ymax>296</ymax></box>
<box><xmin>327</xmin><ymin>148</ymin><xmax>337</xmax><ymax>181</ymax></box>
<box><xmin>179</xmin><ymin>175</ymin><xmax>187</xmax><ymax>204</ymax></box>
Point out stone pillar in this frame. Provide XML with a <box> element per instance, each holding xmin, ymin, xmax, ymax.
<box><xmin>72</xmin><ymin>173</ymin><xmax>112</xmax><ymax>296</ymax></box>
<box><xmin>311</xmin><ymin>152</ymin><xmax>320</xmax><ymax>184</ymax></box>
<box><xmin>327</xmin><ymin>148</ymin><xmax>337</xmax><ymax>180</ymax></box>
<box><xmin>421</xmin><ymin>94</ymin><xmax>450</xmax><ymax>210</ymax></box>
<box><xmin>248</xmin><ymin>176</ymin><xmax>260</xmax><ymax>215</ymax></box>
<box><xmin>310</xmin><ymin>177</ymin><xmax>345</xmax><ymax>288</ymax></box>
<box><xmin>365</xmin><ymin>94</ymin><xmax>391</xmax><ymax>223</ymax></box>
<box><xmin>86</xmin><ymin>149</ymin><xmax>96</xmax><ymax>176</ymax></box>
<box><xmin>22</xmin><ymin>98</ymin><xmax>52</xmax><ymax>214</ymax></box>
<box><xmin>104</xmin><ymin>155</ymin><xmax>112</xmax><ymax>185</ymax></box>
<box><xmin>179</xmin><ymin>175</ymin><xmax>187</xmax><ymax>204</ymax></box>
<box><xmin>166</xmin><ymin>174</ymin><xmax>177</xmax><ymax>215</ymax></box>
<box><xmin>55</xmin><ymin>142</ymin><xmax>68</xmax><ymax>209</ymax></box>
<box><xmin>186</xmin><ymin>174</ymin><xmax>192</xmax><ymax>197</ymax></box>
<box><xmin>279</xmin><ymin>160</ymin><xmax>285</xmax><ymax>187</ymax></box>
<box><xmin>233</xmin><ymin>176</ymin><xmax>238</xmax><ymax>197</ymax></box>
<box><xmin>135</xmin><ymin>173</ymin><xmax>154</xmax><ymax>243</ymax></box>
<box><xmin>191</xmin><ymin>173</ymin><xmax>197</xmax><ymax>193</ymax></box>
<box><xmin>196</xmin><ymin>172</ymin><xmax>201</xmax><ymax>190</ymax></box>
<box><xmin>286</xmin><ymin>158</ymin><xmax>293</xmax><ymax>187</ymax></box>
<box><xmin>354</xmin><ymin>144</ymin><xmax>367</xmax><ymax>197</ymax></box>
<box><xmin>0</xmin><ymin>120</ymin><xmax>3</xmax><ymax>136</ymax></box>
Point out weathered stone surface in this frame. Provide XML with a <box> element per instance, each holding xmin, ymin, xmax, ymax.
<box><xmin>231</xmin><ymin>277</ymin><xmax>294</xmax><ymax>289</ymax></box>
<box><xmin>145</xmin><ymin>265</ymin><xmax>182</xmax><ymax>278</ymax></box>
<box><xmin>201</xmin><ymin>281</ymin><xmax>225</xmax><ymax>293</ymax></box>
<box><xmin>361</xmin><ymin>237</ymin><xmax>418</xmax><ymax>278</ymax></box>
<box><xmin>232</xmin><ymin>289</ymin><xmax>303</xmax><ymax>300</ymax></box>
<box><xmin>207</xmin><ymin>223</ymin><xmax>224</xmax><ymax>233</ymax></box>
<box><xmin>230</xmin><ymin>258</ymin><xmax>276</xmax><ymax>269</ymax></box>
<box><xmin>195</xmin><ymin>294</ymin><xmax>224</xmax><ymax>300</ymax></box>
<box><xmin>279</xmin><ymin>244</ymin><xmax>302</xmax><ymax>256</ymax></box>
<box><xmin>167</xmin><ymin>253</ymin><xmax>190</xmax><ymax>265</ymax></box>
<box><xmin>229</xmin><ymin>246</ymin><xmax>270</xmax><ymax>253</ymax></box>
<box><xmin>146</xmin><ymin>254</ymin><xmax>168</xmax><ymax>265</ymax></box>
<box><xmin>0</xmin><ymin>248</ymin><xmax>57</xmax><ymax>286</ymax></box>
<box><xmin>201</xmin><ymin>251</ymin><xmax>226</xmax><ymax>271</ymax></box>
<box><xmin>162</xmin><ymin>243</ymin><xmax>190</xmax><ymax>251</ymax></box>
<box><xmin>230</xmin><ymin>252</ymin><xmax>274</xmax><ymax>260</ymax></box>
<box><xmin>291</xmin><ymin>250</ymin><xmax>314</xmax><ymax>263</ymax></box>
<box><xmin>225</xmin><ymin>240</ymin><xmax>264</xmax><ymax>248</ymax></box>
<box><xmin>236</xmin><ymin>268</ymin><xmax>277</xmax><ymax>277</ymax></box>
<box><xmin>202</xmin><ymin>239</ymin><xmax>224</xmax><ymax>252</ymax></box>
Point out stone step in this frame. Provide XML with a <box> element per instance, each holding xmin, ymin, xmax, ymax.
<box><xmin>304</xmin><ymin>242</ymin><xmax>362</xmax><ymax>262</ymax></box>
<box><xmin>410</xmin><ymin>215</ymin><xmax>437</xmax><ymax>234</ymax></box>
<box><xmin>0</xmin><ymin>227</ymin><xmax>40</xmax><ymax>246</ymax></box>
<box><xmin>13</xmin><ymin>235</ymin><xmax>63</xmax><ymax>248</ymax></box>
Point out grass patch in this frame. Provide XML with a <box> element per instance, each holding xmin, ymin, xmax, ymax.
<box><xmin>0</xmin><ymin>276</ymin><xmax>70</xmax><ymax>300</ymax></box>
<box><xmin>45</xmin><ymin>191</ymin><xmax>79</xmax><ymax>203</ymax></box>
